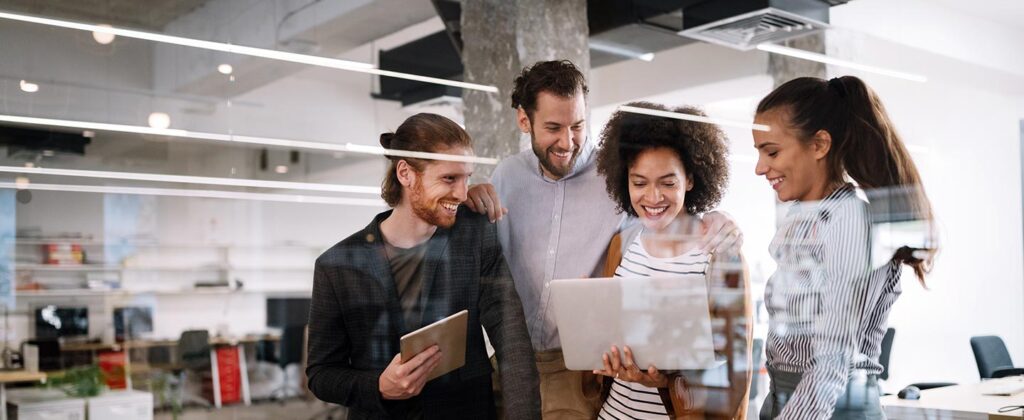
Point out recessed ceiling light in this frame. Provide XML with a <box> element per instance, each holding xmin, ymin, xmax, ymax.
<box><xmin>274</xmin><ymin>165</ymin><xmax>288</xmax><ymax>174</ymax></box>
<box><xmin>92</xmin><ymin>23</ymin><xmax>115</xmax><ymax>44</ymax></box>
<box><xmin>19</xmin><ymin>80</ymin><xmax>39</xmax><ymax>93</ymax></box>
<box><xmin>147</xmin><ymin>112</ymin><xmax>170</xmax><ymax>129</ymax></box>
<box><xmin>217</xmin><ymin>64</ymin><xmax>233</xmax><ymax>75</ymax></box>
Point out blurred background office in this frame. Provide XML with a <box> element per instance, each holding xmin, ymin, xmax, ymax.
<box><xmin>0</xmin><ymin>0</ymin><xmax>1021</xmax><ymax>419</ymax></box>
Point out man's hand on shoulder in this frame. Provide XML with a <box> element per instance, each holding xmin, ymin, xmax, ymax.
<box><xmin>465</xmin><ymin>183</ymin><xmax>508</xmax><ymax>223</ymax></box>
<box><xmin>700</xmin><ymin>211</ymin><xmax>743</xmax><ymax>254</ymax></box>
<box><xmin>378</xmin><ymin>346</ymin><xmax>442</xmax><ymax>400</ymax></box>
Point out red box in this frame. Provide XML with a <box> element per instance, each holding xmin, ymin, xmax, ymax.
<box><xmin>98</xmin><ymin>350</ymin><xmax>127</xmax><ymax>389</ymax></box>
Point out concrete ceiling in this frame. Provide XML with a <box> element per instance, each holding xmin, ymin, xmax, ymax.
<box><xmin>0</xmin><ymin>0</ymin><xmax>208</xmax><ymax>31</ymax></box>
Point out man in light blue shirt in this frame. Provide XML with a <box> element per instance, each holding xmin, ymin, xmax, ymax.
<box><xmin>466</xmin><ymin>60</ymin><xmax>741</xmax><ymax>418</ymax></box>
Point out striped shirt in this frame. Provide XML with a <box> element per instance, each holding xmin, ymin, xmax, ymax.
<box><xmin>599</xmin><ymin>233</ymin><xmax>711</xmax><ymax>420</ymax></box>
<box><xmin>765</xmin><ymin>184</ymin><xmax>903</xmax><ymax>419</ymax></box>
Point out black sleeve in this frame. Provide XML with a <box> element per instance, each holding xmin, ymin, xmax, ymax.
<box><xmin>305</xmin><ymin>260</ymin><xmax>389</xmax><ymax>414</ymax></box>
<box><xmin>477</xmin><ymin>220</ymin><xmax>542</xmax><ymax>419</ymax></box>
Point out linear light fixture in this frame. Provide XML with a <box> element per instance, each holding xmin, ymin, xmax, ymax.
<box><xmin>590</xmin><ymin>40</ymin><xmax>655</xmax><ymax>62</ymax></box>
<box><xmin>618</xmin><ymin>105</ymin><xmax>771</xmax><ymax>132</ymax></box>
<box><xmin>756</xmin><ymin>43</ymin><xmax>928</xmax><ymax>83</ymax></box>
<box><xmin>0</xmin><ymin>114</ymin><xmax>499</xmax><ymax>165</ymax></box>
<box><xmin>0</xmin><ymin>10</ymin><xmax>498</xmax><ymax>93</ymax></box>
<box><xmin>0</xmin><ymin>181</ymin><xmax>387</xmax><ymax>206</ymax></box>
<box><xmin>0</xmin><ymin>166</ymin><xmax>381</xmax><ymax>194</ymax></box>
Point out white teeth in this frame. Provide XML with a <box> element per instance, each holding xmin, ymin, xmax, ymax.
<box><xmin>643</xmin><ymin>206</ymin><xmax>667</xmax><ymax>216</ymax></box>
<box><xmin>769</xmin><ymin>177</ymin><xmax>784</xmax><ymax>186</ymax></box>
<box><xmin>441</xmin><ymin>202</ymin><xmax>458</xmax><ymax>212</ymax></box>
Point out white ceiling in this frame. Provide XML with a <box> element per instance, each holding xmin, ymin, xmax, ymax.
<box><xmin>930</xmin><ymin>0</ymin><xmax>1024</xmax><ymax>31</ymax></box>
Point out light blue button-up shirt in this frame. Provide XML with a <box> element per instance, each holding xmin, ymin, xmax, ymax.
<box><xmin>491</xmin><ymin>144</ymin><xmax>629</xmax><ymax>351</ymax></box>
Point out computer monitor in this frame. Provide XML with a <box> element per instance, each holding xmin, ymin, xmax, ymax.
<box><xmin>113</xmin><ymin>306</ymin><xmax>154</xmax><ymax>341</ymax></box>
<box><xmin>34</xmin><ymin>305</ymin><xmax>89</xmax><ymax>339</ymax></box>
<box><xmin>266</xmin><ymin>298</ymin><xmax>310</xmax><ymax>328</ymax></box>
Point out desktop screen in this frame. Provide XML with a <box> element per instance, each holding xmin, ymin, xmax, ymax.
<box><xmin>266</xmin><ymin>298</ymin><xmax>310</xmax><ymax>328</ymax></box>
<box><xmin>114</xmin><ymin>306</ymin><xmax>154</xmax><ymax>341</ymax></box>
<box><xmin>34</xmin><ymin>305</ymin><xmax>89</xmax><ymax>339</ymax></box>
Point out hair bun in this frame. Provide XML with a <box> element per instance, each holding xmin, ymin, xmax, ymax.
<box><xmin>379</xmin><ymin>132</ymin><xmax>395</xmax><ymax>149</ymax></box>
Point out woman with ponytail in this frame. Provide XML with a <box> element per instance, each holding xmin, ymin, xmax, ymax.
<box><xmin>752</xmin><ymin>76</ymin><xmax>936</xmax><ymax>419</ymax></box>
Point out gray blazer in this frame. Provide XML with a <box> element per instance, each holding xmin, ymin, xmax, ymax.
<box><xmin>306</xmin><ymin>208</ymin><xmax>540</xmax><ymax>419</ymax></box>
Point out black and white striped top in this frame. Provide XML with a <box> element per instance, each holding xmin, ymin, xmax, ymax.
<box><xmin>598</xmin><ymin>234</ymin><xmax>711</xmax><ymax>420</ymax></box>
<box><xmin>765</xmin><ymin>184</ymin><xmax>903</xmax><ymax>419</ymax></box>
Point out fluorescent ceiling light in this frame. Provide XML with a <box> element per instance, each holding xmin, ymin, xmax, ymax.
<box><xmin>0</xmin><ymin>10</ymin><xmax>498</xmax><ymax>93</ymax></box>
<box><xmin>0</xmin><ymin>181</ymin><xmax>387</xmax><ymax>207</ymax></box>
<box><xmin>0</xmin><ymin>166</ymin><xmax>381</xmax><ymax>194</ymax></box>
<box><xmin>590</xmin><ymin>40</ymin><xmax>655</xmax><ymax>62</ymax></box>
<box><xmin>0</xmin><ymin>114</ymin><xmax>500</xmax><ymax>165</ymax></box>
<box><xmin>617</xmin><ymin>105</ymin><xmax>771</xmax><ymax>132</ymax></box>
<box><xmin>756</xmin><ymin>43</ymin><xmax>928</xmax><ymax>83</ymax></box>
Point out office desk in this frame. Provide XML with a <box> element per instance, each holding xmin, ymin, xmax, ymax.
<box><xmin>882</xmin><ymin>377</ymin><xmax>1024</xmax><ymax>419</ymax></box>
<box><xmin>60</xmin><ymin>334</ymin><xmax>279</xmax><ymax>408</ymax></box>
<box><xmin>0</xmin><ymin>370</ymin><xmax>47</xmax><ymax>420</ymax></box>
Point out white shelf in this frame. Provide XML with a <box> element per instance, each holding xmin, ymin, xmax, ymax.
<box><xmin>14</xmin><ymin>288</ymin><xmax>312</xmax><ymax>298</ymax></box>
<box><xmin>9</xmin><ymin>239</ymin><xmax>324</xmax><ymax>250</ymax></box>
<box><xmin>14</xmin><ymin>264</ymin><xmax>121</xmax><ymax>272</ymax></box>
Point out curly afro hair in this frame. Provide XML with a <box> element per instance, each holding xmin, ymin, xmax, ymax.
<box><xmin>596</xmin><ymin>102</ymin><xmax>730</xmax><ymax>216</ymax></box>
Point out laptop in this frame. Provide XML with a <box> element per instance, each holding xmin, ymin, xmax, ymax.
<box><xmin>550</xmin><ymin>276</ymin><xmax>719</xmax><ymax>371</ymax></box>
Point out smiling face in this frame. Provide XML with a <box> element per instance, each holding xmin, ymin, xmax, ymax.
<box><xmin>753</xmin><ymin>108</ymin><xmax>833</xmax><ymax>202</ymax></box>
<box><xmin>518</xmin><ymin>90</ymin><xmax>587</xmax><ymax>180</ymax></box>
<box><xmin>401</xmin><ymin>146</ymin><xmax>474</xmax><ymax>228</ymax></box>
<box><xmin>628</xmin><ymin>147</ymin><xmax>693</xmax><ymax>232</ymax></box>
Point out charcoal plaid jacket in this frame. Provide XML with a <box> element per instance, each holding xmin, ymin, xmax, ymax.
<box><xmin>306</xmin><ymin>208</ymin><xmax>540</xmax><ymax>419</ymax></box>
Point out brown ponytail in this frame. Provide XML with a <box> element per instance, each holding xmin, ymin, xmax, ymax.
<box><xmin>379</xmin><ymin>113</ymin><xmax>472</xmax><ymax>207</ymax></box>
<box><xmin>757</xmin><ymin>76</ymin><xmax>936</xmax><ymax>285</ymax></box>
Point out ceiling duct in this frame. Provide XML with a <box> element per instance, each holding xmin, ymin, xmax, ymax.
<box><xmin>374</xmin><ymin>30</ymin><xmax>464</xmax><ymax>107</ymax></box>
<box><xmin>678</xmin><ymin>0</ymin><xmax>851</xmax><ymax>51</ymax></box>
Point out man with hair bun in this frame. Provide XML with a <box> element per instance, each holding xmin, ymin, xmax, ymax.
<box><xmin>307</xmin><ymin>113</ymin><xmax>540</xmax><ymax>419</ymax></box>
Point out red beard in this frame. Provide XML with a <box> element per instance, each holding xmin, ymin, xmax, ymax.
<box><xmin>409</xmin><ymin>177</ymin><xmax>457</xmax><ymax>228</ymax></box>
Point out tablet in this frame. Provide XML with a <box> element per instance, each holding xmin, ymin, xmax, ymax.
<box><xmin>550</xmin><ymin>276</ymin><xmax>719</xmax><ymax>371</ymax></box>
<box><xmin>400</xmin><ymin>309</ymin><xmax>468</xmax><ymax>381</ymax></box>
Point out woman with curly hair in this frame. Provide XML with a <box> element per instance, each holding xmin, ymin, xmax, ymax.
<box><xmin>592</xmin><ymin>102</ymin><xmax>753</xmax><ymax>419</ymax></box>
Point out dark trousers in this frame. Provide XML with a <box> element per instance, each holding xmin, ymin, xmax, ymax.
<box><xmin>759</xmin><ymin>367</ymin><xmax>885</xmax><ymax>420</ymax></box>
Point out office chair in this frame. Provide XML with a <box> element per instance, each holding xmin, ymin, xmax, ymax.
<box><xmin>25</xmin><ymin>338</ymin><xmax>62</xmax><ymax>371</ymax></box>
<box><xmin>878</xmin><ymin>328</ymin><xmax>956</xmax><ymax>391</ymax></box>
<box><xmin>172</xmin><ymin>330</ymin><xmax>213</xmax><ymax>408</ymax></box>
<box><xmin>879</xmin><ymin>328</ymin><xmax>895</xmax><ymax>381</ymax></box>
<box><xmin>971</xmin><ymin>335</ymin><xmax>1024</xmax><ymax>379</ymax></box>
<box><xmin>271</xmin><ymin>324</ymin><xmax>306</xmax><ymax>401</ymax></box>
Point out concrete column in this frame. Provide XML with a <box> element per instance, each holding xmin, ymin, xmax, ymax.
<box><xmin>768</xmin><ymin>32</ymin><xmax>827</xmax><ymax>87</ymax></box>
<box><xmin>461</xmin><ymin>0</ymin><xmax>589</xmax><ymax>181</ymax></box>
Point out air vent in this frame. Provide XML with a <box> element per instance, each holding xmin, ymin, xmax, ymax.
<box><xmin>679</xmin><ymin>7</ymin><xmax>828</xmax><ymax>51</ymax></box>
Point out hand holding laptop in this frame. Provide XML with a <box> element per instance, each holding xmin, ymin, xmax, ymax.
<box><xmin>379</xmin><ymin>345</ymin><xmax>443</xmax><ymax>400</ymax></box>
<box><xmin>593</xmin><ymin>345</ymin><xmax>669</xmax><ymax>388</ymax></box>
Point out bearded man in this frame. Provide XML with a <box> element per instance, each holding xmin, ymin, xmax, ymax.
<box><xmin>306</xmin><ymin>113</ymin><xmax>540</xmax><ymax>419</ymax></box>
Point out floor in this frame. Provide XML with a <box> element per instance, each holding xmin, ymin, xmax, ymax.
<box><xmin>154</xmin><ymin>398</ymin><xmax>347</xmax><ymax>420</ymax></box>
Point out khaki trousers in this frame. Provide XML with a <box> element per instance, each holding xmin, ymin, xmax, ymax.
<box><xmin>535</xmin><ymin>350</ymin><xmax>602</xmax><ymax>420</ymax></box>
